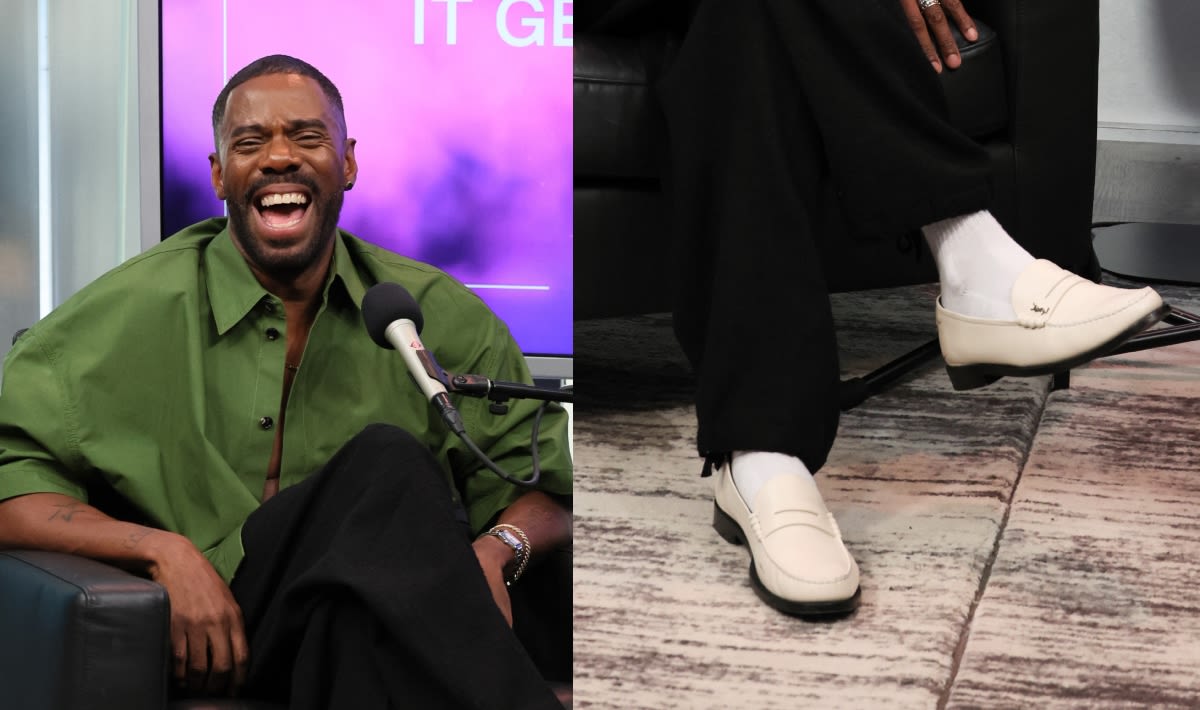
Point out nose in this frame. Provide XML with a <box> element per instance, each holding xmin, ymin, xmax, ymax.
<box><xmin>260</xmin><ymin>133</ymin><xmax>300</xmax><ymax>174</ymax></box>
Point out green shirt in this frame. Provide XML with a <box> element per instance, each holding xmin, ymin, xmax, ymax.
<box><xmin>0</xmin><ymin>219</ymin><xmax>571</xmax><ymax>582</ymax></box>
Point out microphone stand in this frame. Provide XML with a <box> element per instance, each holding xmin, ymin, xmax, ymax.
<box><xmin>447</xmin><ymin>373</ymin><xmax>573</xmax><ymax>409</ymax></box>
<box><xmin>413</xmin><ymin>352</ymin><xmax>570</xmax><ymax>488</ymax></box>
<box><xmin>413</xmin><ymin>350</ymin><xmax>572</xmax><ymax>406</ymax></box>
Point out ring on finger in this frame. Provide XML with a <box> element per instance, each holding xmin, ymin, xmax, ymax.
<box><xmin>918</xmin><ymin>0</ymin><xmax>940</xmax><ymax>9</ymax></box>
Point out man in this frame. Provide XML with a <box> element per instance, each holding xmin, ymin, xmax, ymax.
<box><xmin>0</xmin><ymin>55</ymin><xmax>571</xmax><ymax>708</ymax></box>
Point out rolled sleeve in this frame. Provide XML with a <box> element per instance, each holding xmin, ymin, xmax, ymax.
<box><xmin>0</xmin><ymin>328</ymin><xmax>89</xmax><ymax>504</ymax></box>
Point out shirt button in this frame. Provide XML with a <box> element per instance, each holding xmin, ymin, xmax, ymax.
<box><xmin>265</xmin><ymin>327</ymin><xmax>280</xmax><ymax>341</ymax></box>
<box><xmin>259</xmin><ymin>416</ymin><xmax>274</xmax><ymax>430</ymax></box>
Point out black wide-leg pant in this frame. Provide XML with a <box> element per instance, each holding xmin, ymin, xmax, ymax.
<box><xmin>652</xmin><ymin>0</ymin><xmax>994</xmax><ymax>470</ymax></box>
<box><xmin>229</xmin><ymin>424</ymin><xmax>560</xmax><ymax>709</ymax></box>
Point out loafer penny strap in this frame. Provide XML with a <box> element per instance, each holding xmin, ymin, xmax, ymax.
<box><xmin>1011</xmin><ymin>259</ymin><xmax>1087</xmax><ymax>329</ymax></box>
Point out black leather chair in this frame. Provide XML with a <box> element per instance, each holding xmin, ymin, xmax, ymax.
<box><xmin>574</xmin><ymin>1</ymin><xmax>1125</xmax><ymax>404</ymax></box>
<box><xmin>0</xmin><ymin>549</ymin><xmax>179</xmax><ymax>710</ymax></box>
<box><xmin>0</xmin><ymin>550</ymin><xmax>290</xmax><ymax>710</ymax></box>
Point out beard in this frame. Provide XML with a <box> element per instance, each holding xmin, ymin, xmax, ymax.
<box><xmin>225</xmin><ymin>175</ymin><xmax>345</xmax><ymax>279</ymax></box>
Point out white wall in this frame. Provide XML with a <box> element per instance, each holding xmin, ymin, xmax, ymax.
<box><xmin>1099</xmin><ymin>0</ymin><xmax>1200</xmax><ymax>140</ymax></box>
<box><xmin>0</xmin><ymin>0</ymin><xmax>159</xmax><ymax>372</ymax></box>
<box><xmin>0</xmin><ymin>1</ymin><xmax>41</xmax><ymax>365</ymax></box>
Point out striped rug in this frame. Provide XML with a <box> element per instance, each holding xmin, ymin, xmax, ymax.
<box><xmin>573</xmin><ymin>280</ymin><xmax>1200</xmax><ymax>709</ymax></box>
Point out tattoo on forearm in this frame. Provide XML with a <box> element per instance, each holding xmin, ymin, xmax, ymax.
<box><xmin>47</xmin><ymin>502</ymin><xmax>84</xmax><ymax>523</ymax></box>
<box><xmin>124</xmin><ymin>527</ymin><xmax>153</xmax><ymax>550</ymax></box>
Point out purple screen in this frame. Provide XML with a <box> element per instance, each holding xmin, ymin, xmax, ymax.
<box><xmin>161</xmin><ymin>0</ymin><xmax>573</xmax><ymax>357</ymax></box>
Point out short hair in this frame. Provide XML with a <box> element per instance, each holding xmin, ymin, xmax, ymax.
<box><xmin>211</xmin><ymin>54</ymin><xmax>346</xmax><ymax>149</ymax></box>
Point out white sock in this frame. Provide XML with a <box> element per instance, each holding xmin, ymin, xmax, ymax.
<box><xmin>921</xmin><ymin>210</ymin><xmax>1035</xmax><ymax>320</ymax></box>
<box><xmin>731</xmin><ymin>451</ymin><xmax>814</xmax><ymax>511</ymax></box>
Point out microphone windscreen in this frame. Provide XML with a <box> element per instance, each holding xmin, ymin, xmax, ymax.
<box><xmin>362</xmin><ymin>282</ymin><xmax>425</xmax><ymax>349</ymax></box>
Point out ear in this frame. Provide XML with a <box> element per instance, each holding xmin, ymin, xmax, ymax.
<box><xmin>342</xmin><ymin>138</ymin><xmax>358</xmax><ymax>190</ymax></box>
<box><xmin>209</xmin><ymin>152</ymin><xmax>227</xmax><ymax>201</ymax></box>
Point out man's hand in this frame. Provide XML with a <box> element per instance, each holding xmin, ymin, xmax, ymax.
<box><xmin>472</xmin><ymin>535</ymin><xmax>515</xmax><ymax>626</ymax></box>
<box><xmin>0</xmin><ymin>493</ymin><xmax>250</xmax><ymax>696</ymax></box>
<box><xmin>147</xmin><ymin>536</ymin><xmax>250</xmax><ymax>697</ymax></box>
<box><xmin>471</xmin><ymin>490</ymin><xmax>570</xmax><ymax>628</ymax></box>
<box><xmin>900</xmin><ymin>0</ymin><xmax>978</xmax><ymax>73</ymax></box>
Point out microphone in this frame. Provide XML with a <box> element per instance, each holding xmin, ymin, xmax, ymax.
<box><xmin>362</xmin><ymin>281</ymin><xmax>545</xmax><ymax>488</ymax></box>
<box><xmin>362</xmin><ymin>282</ymin><xmax>465</xmax><ymax>436</ymax></box>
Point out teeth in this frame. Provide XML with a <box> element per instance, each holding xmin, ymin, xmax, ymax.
<box><xmin>259</xmin><ymin>192</ymin><xmax>309</xmax><ymax>208</ymax></box>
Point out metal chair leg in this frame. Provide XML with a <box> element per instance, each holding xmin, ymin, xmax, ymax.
<box><xmin>839</xmin><ymin>305</ymin><xmax>1200</xmax><ymax>411</ymax></box>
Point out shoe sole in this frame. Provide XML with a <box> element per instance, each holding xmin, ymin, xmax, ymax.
<box><xmin>713</xmin><ymin>502</ymin><xmax>861</xmax><ymax>618</ymax></box>
<box><xmin>944</xmin><ymin>303</ymin><xmax>1170</xmax><ymax>391</ymax></box>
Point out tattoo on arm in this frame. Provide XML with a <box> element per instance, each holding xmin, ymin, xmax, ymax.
<box><xmin>124</xmin><ymin>527</ymin><xmax>154</xmax><ymax>550</ymax></box>
<box><xmin>47</xmin><ymin>502</ymin><xmax>85</xmax><ymax>523</ymax></box>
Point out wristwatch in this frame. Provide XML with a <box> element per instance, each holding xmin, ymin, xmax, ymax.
<box><xmin>489</xmin><ymin>527</ymin><xmax>524</xmax><ymax>560</ymax></box>
<box><xmin>482</xmin><ymin>524</ymin><xmax>531</xmax><ymax>585</ymax></box>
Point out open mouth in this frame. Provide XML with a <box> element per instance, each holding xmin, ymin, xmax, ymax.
<box><xmin>254</xmin><ymin>190</ymin><xmax>312</xmax><ymax>232</ymax></box>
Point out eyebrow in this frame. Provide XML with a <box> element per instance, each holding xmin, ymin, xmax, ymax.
<box><xmin>229</xmin><ymin>118</ymin><xmax>330</xmax><ymax>140</ymax></box>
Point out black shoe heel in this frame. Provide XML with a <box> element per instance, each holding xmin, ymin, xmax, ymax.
<box><xmin>945</xmin><ymin>365</ymin><xmax>1001</xmax><ymax>391</ymax></box>
<box><xmin>712</xmin><ymin>503</ymin><xmax>744</xmax><ymax>546</ymax></box>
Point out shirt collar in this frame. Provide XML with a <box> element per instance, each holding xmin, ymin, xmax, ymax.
<box><xmin>331</xmin><ymin>232</ymin><xmax>368</xmax><ymax>307</ymax></box>
<box><xmin>205</xmin><ymin>222</ymin><xmax>369</xmax><ymax>335</ymax></box>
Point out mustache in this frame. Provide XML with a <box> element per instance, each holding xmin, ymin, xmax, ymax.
<box><xmin>241</xmin><ymin>174</ymin><xmax>322</xmax><ymax>205</ymax></box>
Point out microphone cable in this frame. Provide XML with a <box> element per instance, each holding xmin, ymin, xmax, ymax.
<box><xmin>448</xmin><ymin>387</ymin><xmax>572</xmax><ymax>489</ymax></box>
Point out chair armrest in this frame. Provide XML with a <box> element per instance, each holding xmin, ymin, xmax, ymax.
<box><xmin>0</xmin><ymin>549</ymin><xmax>170</xmax><ymax>710</ymax></box>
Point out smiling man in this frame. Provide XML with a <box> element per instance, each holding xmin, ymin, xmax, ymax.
<box><xmin>0</xmin><ymin>55</ymin><xmax>571</xmax><ymax>709</ymax></box>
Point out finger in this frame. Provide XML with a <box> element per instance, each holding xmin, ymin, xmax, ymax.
<box><xmin>921</xmin><ymin>3</ymin><xmax>961</xmax><ymax>69</ymax></box>
<box><xmin>500</xmin><ymin>591</ymin><xmax>514</xmax><ymax>628</ymax></box>
<box><xmin>205</xmin><ymin>627</ymin><xmax>233</xmax><ymax>696</ymax></box>
<box><xmin>486</xmin><ymin>568</ymin><xmax>513</xmax><ymax>627</ymax></box>
<box><xmin>497</xmin><ymin>576</ymin><xmax>513</xmax><ymax>627</ymax></box>
<box><xmin>941</xmin><ymin>0</ymin><xmax>978</xmax><ymax>42</ymax></box>
<box><xmin>902</xmin><ymin>0</ymin><xmax>942</xmax><ymax>72</ymax></box>
<box><xmin>230</xmin><ymin>616</ymin><xmax>251</xmax><ymax>696</ymax></box>
<box><xmin>187</xmin><ymin>631</ymin><xmax>210</xmax><ymax>692</ymax></box>
<box><xmin>171</xmin><ymin>631</ymin><xmax>189</xmax><ymax>686</ymax></box>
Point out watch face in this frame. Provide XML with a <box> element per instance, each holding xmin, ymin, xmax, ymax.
<box><xmin>496</xmin><ymin>529</ymin><xmax>523</xmax><ymax>552</ymax></box>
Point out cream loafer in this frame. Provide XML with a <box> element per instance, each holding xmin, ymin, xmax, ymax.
<box><xmin>713</xmin><ymin>461</ymin><xmax>860</xmax><ymax>616</ymax></box>
<box><xmin>937</xmin><ymin>259</ymin><xmax>1167</xmax><ymax>390</ymax></box>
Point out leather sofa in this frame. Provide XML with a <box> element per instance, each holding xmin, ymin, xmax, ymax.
<box><xmin>575</xmin><ymin>1</ymin><xmax>1103</xmax><ymax>319</ymax></box>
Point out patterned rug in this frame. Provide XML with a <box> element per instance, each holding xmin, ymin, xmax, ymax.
<box><xmin>573</xmin><ymin>279</ymin><xmax>1200</xmax><ymax>709</ymax></box>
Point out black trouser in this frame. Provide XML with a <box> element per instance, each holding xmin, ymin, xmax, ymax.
<box><xmin>229</xmin><ymin>424</ymin><xmax>560</xmax><ymax>710</ymax></box>
<box><xmin>652</xmin><ymin>0</ymin><xmax>993</xmax><ymax>470</ymax></box>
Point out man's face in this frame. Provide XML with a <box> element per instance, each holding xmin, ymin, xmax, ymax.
<box><xmin>209</xmin><ymin>73</ymin><xmax>357</xmax><ymax>279</ymax></box>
